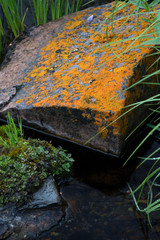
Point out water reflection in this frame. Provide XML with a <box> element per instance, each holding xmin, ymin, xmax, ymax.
<box><xmin>38</xmin><ymin>177</ymin><xmax>159</xmax><ymax>240</ymax></box>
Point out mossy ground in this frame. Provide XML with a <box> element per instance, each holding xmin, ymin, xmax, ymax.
<box><xmin>0</xmin><ymin>124</ymin><xmax>74</xmax><ymax>206</ymax></box>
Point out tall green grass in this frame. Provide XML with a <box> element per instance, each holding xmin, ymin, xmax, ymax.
<box><xmin>98</xmin><ymin>0</ymin><xmax>160</xmax><ymax>224</ymax></box>
<box><xmin>32</xmin><ymin>0</ymin><xmax>49</xmax><ymax>25</ymax></box>
<box><xmin>0</xmin><ymin>0</ymin><xmax>26</xmax><ymax>37</ymax></box>
<box><xmin>31</xmin><ymin>0</ymin><xmax>83</xmax><ymax>25</ymax></box>
<box><xmin>84</xmin><ymin>0</ymin><xmax>160</xmax><ymax>224</ymax></box>
<box><xmin>0</xmin><ymin>17</ymin><xmax>4</xmax><ymax>57</ymax></box>
<box><xmin>50</xmin><ymin>0</ymin><xmax>82</xmax><ymax>20</ymax></box>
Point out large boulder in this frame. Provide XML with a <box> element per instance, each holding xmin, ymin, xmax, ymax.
<box><xmin>0</xmin><ymin>2</ymin><xmax>159</xmax><ymax>155</ymax></box>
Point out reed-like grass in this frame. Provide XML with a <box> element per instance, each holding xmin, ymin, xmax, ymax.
<box><xmin>32</xmin><ymin>0</ymin><xmax>83</xmax><ymax>25</ymax></box>
<box><xmin>32</xmin><ymin>0</ymin><xmax>49</xmax><ymax>25</ymax></box>
<box><xmin>86</xmin><ymin>0</ymin><xmax>160</xmax><ymax>223</ymax></box>
<box><xmin>50</xmin><ymin>0</ymin><xmax>82</xmax><ymax>20</ymax></box>
<box><xmin>0</xmin><ymin>17</ymin><xmax>4</xmax><ymax>57</ymax></box>
<box><xmin>107</xmin><ymin>0</ymin><xmax>160</xmax><ymax>223</ymax></box>
<box><xmin>0</xmin><ymin>0</ymin><xmax>25</xmax><ymax>37</ymax></box>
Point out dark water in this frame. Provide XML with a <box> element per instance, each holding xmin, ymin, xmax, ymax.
<box><xmin>35</xmin><ymin>137</ymin><xmax>160</xmax><ymax>240</ymax></box>
<box><xmin>19</xmin><ymin>124</ymin><xmax>160</xmax><ymax>240</ymax></box>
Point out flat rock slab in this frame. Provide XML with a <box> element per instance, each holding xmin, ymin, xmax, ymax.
<box><xmin>0</xmin><ymin>2</ymin><xmax>159</xmax><ymax>155</ymax></box>
<box><xmin>0</xmin><ymin>204</ymin><xmax>63</xmax><ymax>240</ymax></box>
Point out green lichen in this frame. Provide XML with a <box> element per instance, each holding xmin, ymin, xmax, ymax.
<box><xmin>0</xmin><ymin>119</ymin><xmax>74</xmax><ymax>206</ymax></box>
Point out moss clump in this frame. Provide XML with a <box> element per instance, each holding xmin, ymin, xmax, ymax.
<box><xmin>0</xmin><ymin>124</ymin><xmax>74</xmax><ymax>206</ymax></box>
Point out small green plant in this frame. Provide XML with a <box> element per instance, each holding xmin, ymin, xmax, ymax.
<box><xmin>0</xmin><ymin>113</ymin><xmax>74</xmax><ymax>206</ymax></box>
<box><xmin>0</xmin><ymin>112</ymin><xmax>23</xmax><ymax>148</ymax></box>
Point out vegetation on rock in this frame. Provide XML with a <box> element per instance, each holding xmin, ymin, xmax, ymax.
<box><xmin>0</xmin><ymin>113</ymin><xmax>74</xmax><ymax>206</ymax></box>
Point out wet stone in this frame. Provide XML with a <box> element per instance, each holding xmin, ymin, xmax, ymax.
<box><xmin>21</xmin><ymin>176</ymin><xmax>62</xmax><ymax>209</ymax></box>
<box><xmin>0</xmin><ymin>206</ymin><xmax>64</xmax><ymax>240</ymax></box>
<box><xmin>0</xmin><ymin>177</ymin><xmax>64</xmax><ymax>240</ymax></box>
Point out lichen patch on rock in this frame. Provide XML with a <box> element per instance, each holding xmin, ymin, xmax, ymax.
<box><xmin>0</xmin><ymin>2</ymin><xmax>159</xmax><ymax>155</ymax></box>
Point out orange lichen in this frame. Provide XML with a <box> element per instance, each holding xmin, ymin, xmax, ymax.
<box><xmin>15</xmin><ymin>2</ymin><xmax>159</xmax><ymax>144</ymax></box>
<box><xmin>15</xmin><ymin>99</ymin><xmax>23</xmax><ymax>104</ymax></box>
<box><xmin>99</xmin><ymin>127</ymin><xmax>108</xmax><ymax>139</ymax></box>
<box><xmin>65</xmin><ymin>20</ymin><xmax>83</xmax><ymax>30</ymax></box>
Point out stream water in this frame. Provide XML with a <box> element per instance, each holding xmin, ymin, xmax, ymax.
<box><xmin>20</xmin><ymin>125</ymin><xmax>160</xmax><ymax>240</ymax></box>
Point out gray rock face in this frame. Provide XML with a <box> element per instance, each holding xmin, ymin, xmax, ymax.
<box><xmin>22</xmin><ymin>176</ymin><xmax>61</xmax><ymax>209</ymax></box>
<box><xmin>0</xmin><ymin>2</ymin><xmax>159</xmax><ymax>156</ymax></box>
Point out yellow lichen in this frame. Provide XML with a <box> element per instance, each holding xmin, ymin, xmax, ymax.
<box><xmin>15</xmin><ymin>2</ymin><xmax>159</xmax><ymax>142</ymax></box>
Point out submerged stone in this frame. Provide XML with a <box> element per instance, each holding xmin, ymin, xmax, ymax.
<box><xmin>0</xmin><ymin>2</ymin><xmax>159</xmax><ymax>155</ymax></box>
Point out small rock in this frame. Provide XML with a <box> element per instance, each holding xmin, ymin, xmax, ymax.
<box><xmin>21</xmin><ymin>176</ymin><xmax>61</xmax><ymax>209</ymax></box>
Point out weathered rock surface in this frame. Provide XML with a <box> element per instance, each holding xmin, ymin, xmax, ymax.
<box><xmin>0</xmin><ymin>2</ymin><xmax>159</xmax><ymax>155</ymax></box>
<box><xmin>21</xmin><ymin>176</ymin><xmax>61</xmax><ymax>209</ymax></box>
<box><xmin>0</xmin><ymin>177</ymin><xmax>64</xmax><ymax>240</ymax></box>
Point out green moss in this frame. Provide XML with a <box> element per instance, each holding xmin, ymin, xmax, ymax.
<box><xmin>0</xmin><ymin>122</ymin><xmax>74</xmax><ymax>206</ymax></box>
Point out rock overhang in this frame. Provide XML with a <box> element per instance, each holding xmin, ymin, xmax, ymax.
<box><xmin>0</xmin><ymin>2</ymin><xmax>159</xmax><ymax>155</ymax></box>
